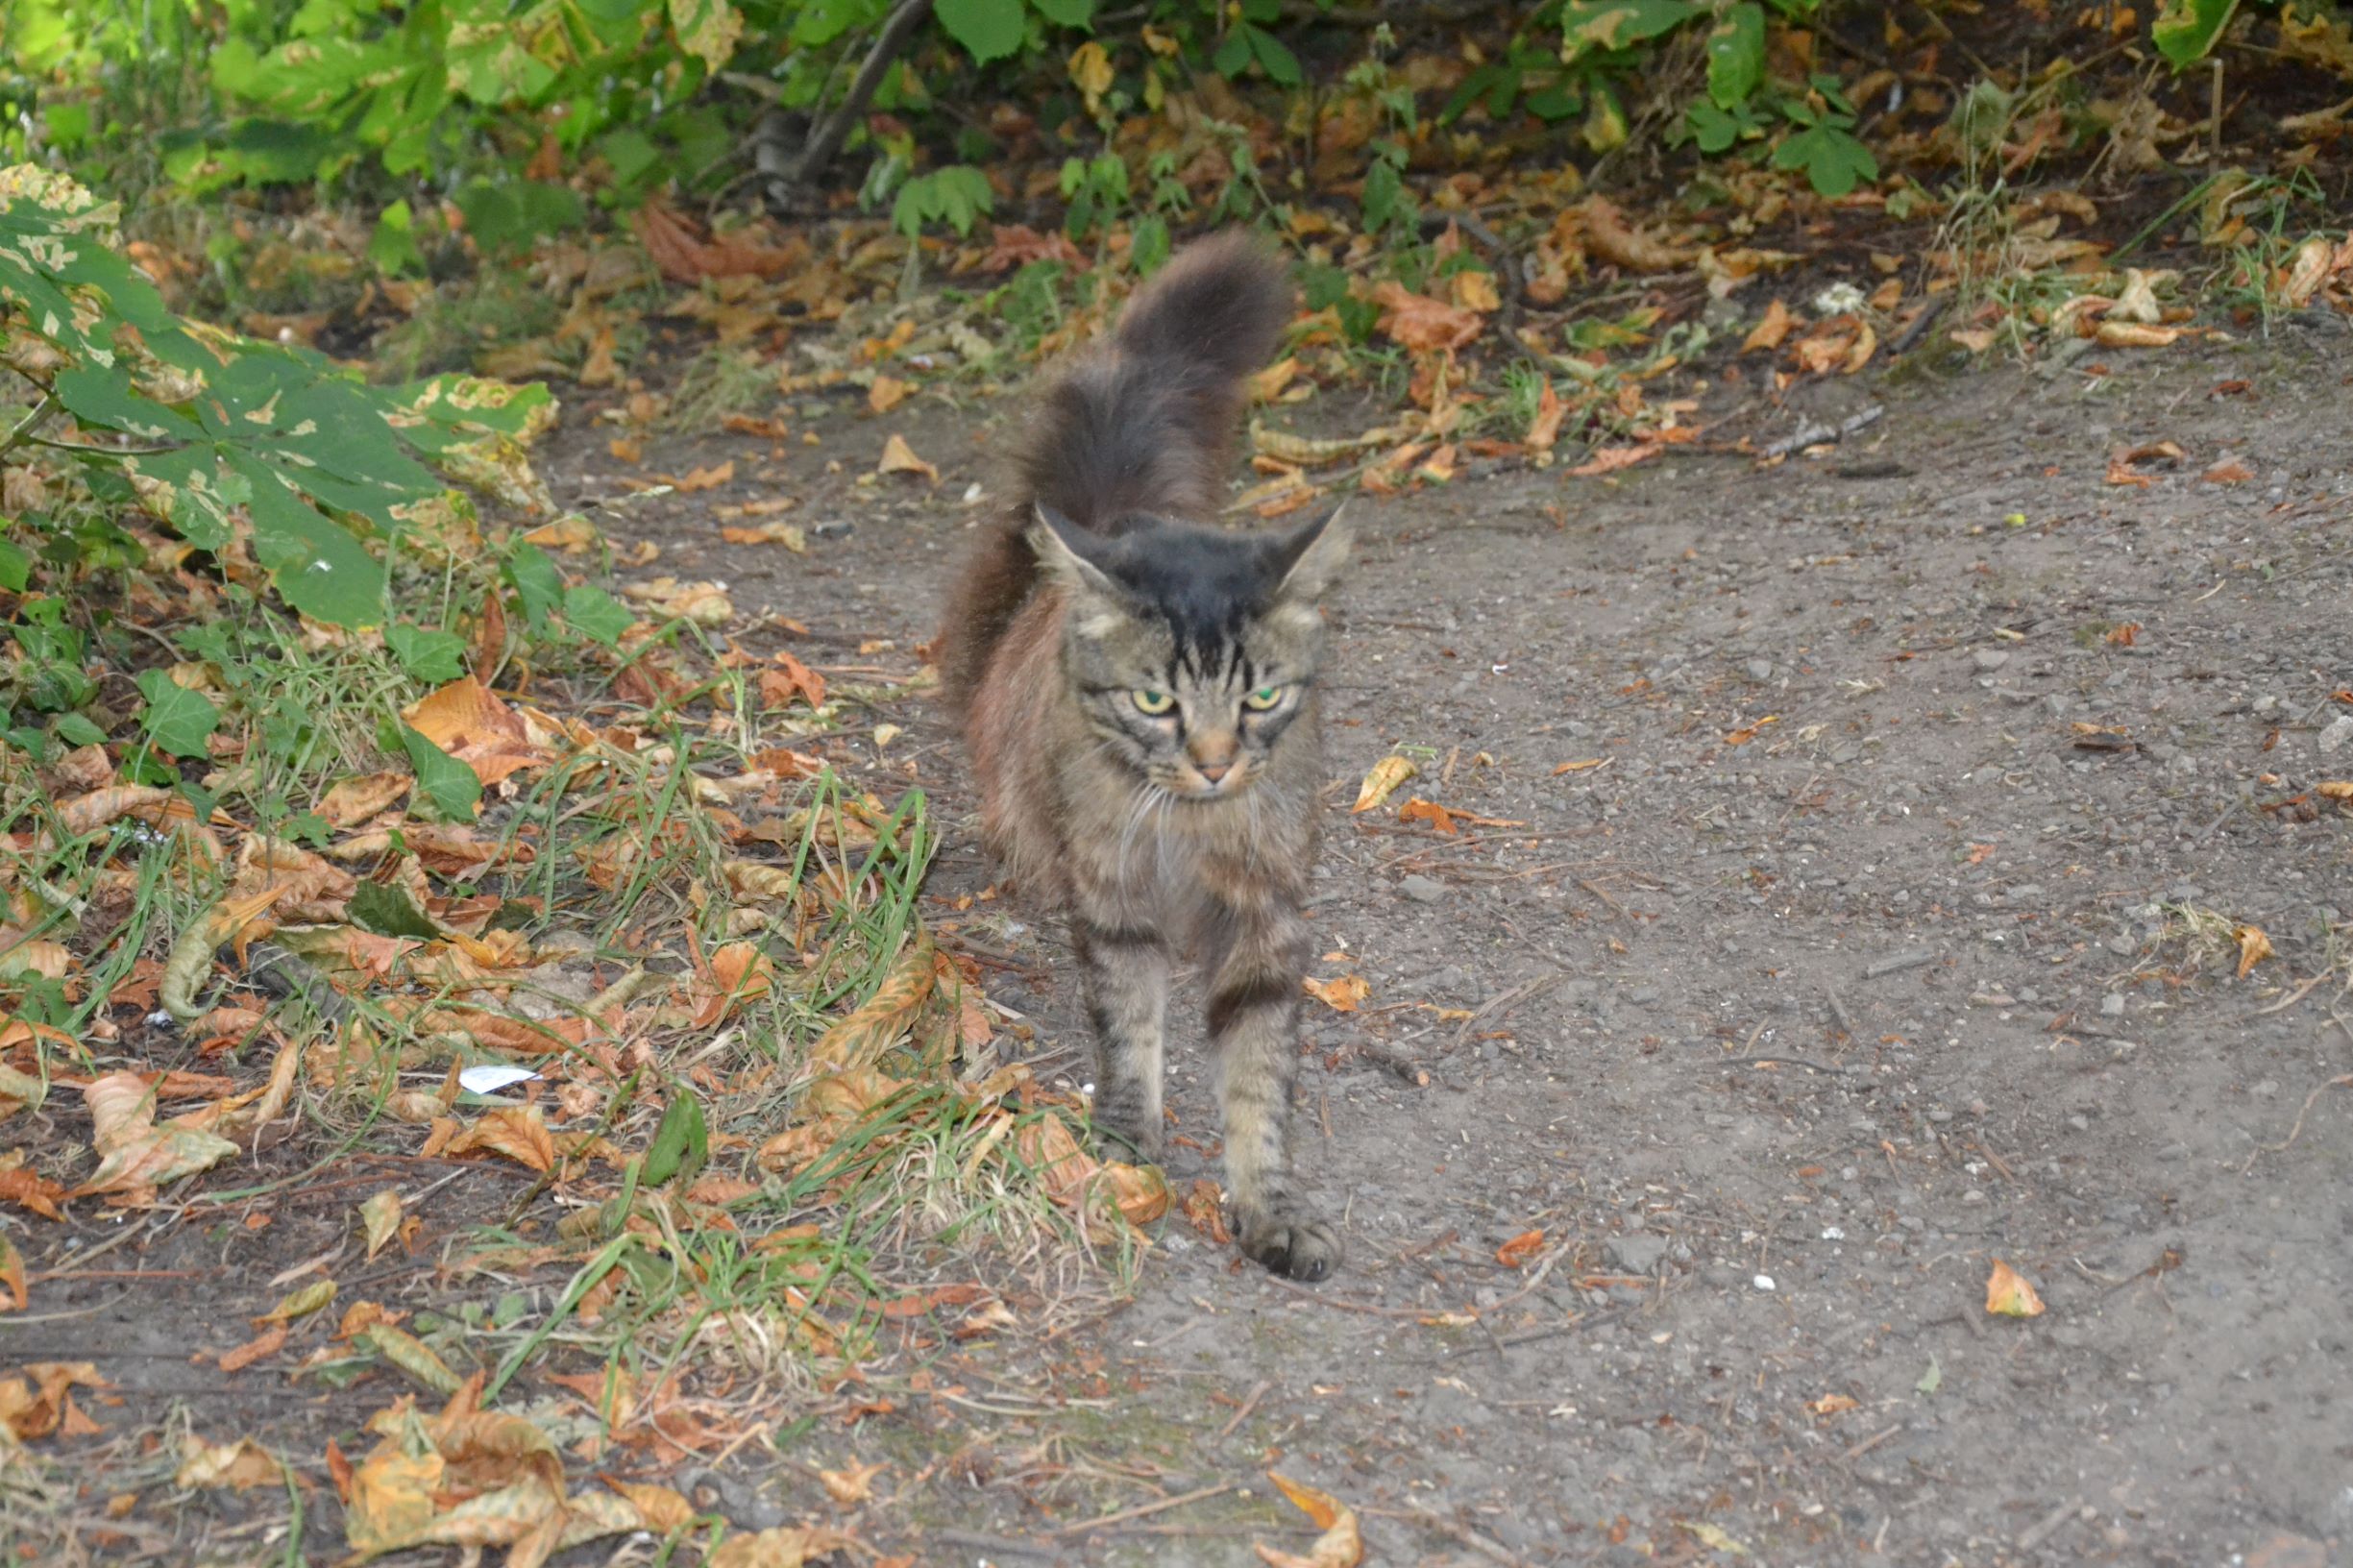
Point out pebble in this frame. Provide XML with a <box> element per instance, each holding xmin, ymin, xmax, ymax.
<box><xmin>2320</xmin><ymin>716</ymin><xmax>2353</xmax><ymax>756</ymax></box>
<box><xmin>1973</xmin><ymin>649</ymin><xmax>2011</xmax><ymax>672</ymax></box>
<box><xmin>1747</xmin><ymin>657</ymin><xmax>1774</xmax><ymax>682</ymax></box>
<box><xmin>2101</xmin><ymin>992</ymin><xmax>2126</xmax><ymax>1017</ymax></box>
<box><xmin>1752</xmin><ymin>1274</ymin><xmax>1777</xmax><ymax>1291</ymax></box>
<box><xmin>1397</xmin><ymin>874</ymin><xmax>1448</xmax><ymax>903</ymax></box>
<box><xmin>1605</xmin><ymin>1234</ymin><xmax>1670</xmax><ymax>1274</ymax></box>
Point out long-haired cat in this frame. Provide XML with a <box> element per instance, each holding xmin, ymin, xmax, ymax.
<box><xmin>937</xmin><ymin>233</ymin><xmax>1349</xmax><ymax>1281</ymax></box>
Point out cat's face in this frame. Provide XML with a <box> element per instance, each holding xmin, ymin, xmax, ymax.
<box><xmin>1032</xmin><ymin>504</ymin><xmax>1348</xmax><ymax>801</ymax></box>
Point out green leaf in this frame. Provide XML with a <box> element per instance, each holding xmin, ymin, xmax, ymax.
<box><xmin>1916</xmin><ymin>1353</ymin><xmax>1942</xmax><ymax>1395</ymax></box>
<box><xmin>368</xmin><ymin>200</ymin><xmax>425</xmax><ymax>277</ymax></box>
<box><xmin>53</xmin><ymin>713</ymin><xmax>106</xmax><ymax>747</ymax></box>
<box><xmin>134</xmin><ymin>669</ymin><xmax>221</xmax><ymax>759</ymax></box>
<box><xmin>667</xmin><ymin>0</ymin><xmax>746</xmax><ymax>72</ymax></box>
<box><xmin>349</xmin><ymin>881</ymin><xmax>440</xmax><ymax>941</ymax></box>
<box><xmin>1029</xmin><ymin>0</ymin><xmax>1094</xmax><ymax>24</ymax></box>
<box><xmin>1706</xmin><ymin>2</ymin><xmax>1765</xmax><ymax>109</ymax></box>
<box><xmin>1248</xmin><ymin>24</ymin><xmax>1302</xmax><ymax>86</ymax></box>
<box><xmin>561</xmin><ymin>585</ymin><xmax>635</xmax><ymax>648</ymax></box>
<box><xmin>0</xmin><ymin>540</ymin><xmax>29</xmax><ymax>593</ymax></box>
<box><xmin>386</xmin><ymin>624</ymin><xmax>468</xmax><ymax>682</ymax></box>
<box><xmin>52</xmin><ymin>365</ymin><xmax>206</xmax><ymax>443</ymax></box>
<box><xmin>230</xmin><ymin>455</ymin><xmax>387</xmax><ymax>628</ymax></box>
<box><xmin>2151</xmin><ymin>0</ymin><xmax>2242</xmax><ymax>66</ymax></box>
<box><xmin>1560</xmin><ymin>0</ymin><xmax>1703</xmax><ymax>62</ymax></box>
<box><xmin>1687</xmin><ymin>98</ymin><xmax>1764</xmax><ymax>153</ymax></box>
<box><xmin>1213</xmin><ymin>27</ymin><xmax>1252</xmax><ymax>78</ymax></box>
<box><xmin>1773</xmin><ymin>122</ymin><xmax>1878</xmax><ymax>196</ymax></box>
<box><xmin>398</xmin><ymin>724</ymin><xmax>482</xmax><ymax>822</ymax></box>
<box><xmin>502</xmin><ymin>542</ymin><xmax>565</xmax><ymax>631</ymax></box>
<box><xmin>937</xmin><ymin>0</ymin><xmax>1025</xmax><ymax>63</ymax></box>
<box><xmin>642</xmin><ymin>1086</ymin><xmax>709</xmax><ymax>1188</ymax></box>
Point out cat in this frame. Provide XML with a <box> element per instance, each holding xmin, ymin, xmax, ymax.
<box><xmin>936</xmin><ymin>233</ymin><xmax>1350</xmax><ymax>1281</ymax></box>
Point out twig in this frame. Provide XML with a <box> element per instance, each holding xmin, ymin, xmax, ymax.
<box><xmin>1864</xmin><ymin>948</ymin><xmax>1940</xmax><ymax>979</ymax></box>
<box><xmin>0</xmin><ymin>390</ymin><xmax>57</xmax><ymax>459</ymax></box>
<box><xmin>1403</xmin><ymin>1505</ymin><xmax>1538</xmax><ymax>1568</ymax></box>
<box><xmin>1215</xmin><ymin>1380</ymin><xmax>1270</xmax><ymax>1439</ymax></box>
<box><xmin>776</xmin><ymin>0</ymin><xmax>934</xmax><ymax>195</ymax></box>
<box><xmin>934</xmin><ymin>1529</ymin><xmax>1059</xmax><ymax>1558</ymax></box>
<box><xmin>1889</xmin><ymin>299</ymin><xmax>1948</xmax><ymax>355</ymax></box>
<box><xmin>1053</xmin><ymin>1482</ymin><xmax>1235</xmax><ymax>1536</ymax></box>
<box><xmin>1497</xmin><ymin>1304</ymin><xmax>1627</xmax><ymax>1349</ymax></box>
<box><xmin>1759</xmin><ymin>404</ymin><xmax>1883</xmax><ymax>462</ymax></box>
<box><xmin>2016</xmin><ymin>1497</ymin><xmax>2084</xmax><ymax>1554</ymax></box>
<box><xmin>1841</xmin><ymin>1423</ymin><xmax>1903</xmax><ymax>1462</ymax></box>
<box><xmin>1262</xmin><ymin>1275</ymin><xmax>1444</xmax><ymax>1317</ymax></box>
<box><xmin>2239</xmin><ymin>1074</ymin><xmax>2352</xmax><ymax>1172</ymax></box>
<box><xmin>1725</xmin><ymin>1056</ymin><xmax>1866</xmax><ymax>1079</ymax></box>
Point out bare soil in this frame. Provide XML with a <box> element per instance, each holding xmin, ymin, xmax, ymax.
<box><xmin>15</xmin><ymin>322</ymin><xmax>2352</xmax><ymax>1568</ymax></box>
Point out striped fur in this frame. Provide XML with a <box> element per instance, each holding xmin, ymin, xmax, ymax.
<box><xmin>936</xmin><ymin>234</ymin><xmax>1348</xmax><ymax>1280</ymax></box>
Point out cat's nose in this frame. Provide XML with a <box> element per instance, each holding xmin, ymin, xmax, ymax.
<box><xmin>1195</xmin><ymin>759</ymin><xmax>1232</xmax><ymax>783</ymax></box>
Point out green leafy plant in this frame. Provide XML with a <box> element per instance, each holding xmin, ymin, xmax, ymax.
<box><xmin>2152</xmin><ymin>0</ymin><xmax>2243</xmax><ymax>65</ymax></box>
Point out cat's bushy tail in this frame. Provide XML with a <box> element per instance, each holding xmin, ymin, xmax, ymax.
<box><xmin>937</xmin><ymin>233</ymin><xmax>1291</xmax><ymax>713</ymax></box>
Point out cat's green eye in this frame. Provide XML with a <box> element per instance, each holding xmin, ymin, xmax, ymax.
<box><xmin>1132</xmin><ymin>689</ymin><xmax>1175</xmax><ymax>716</ymax></box>
<box><xmin>1242</xmin><ymin>685</ymin><xmax>1287</xmax><ymax>711</ymax></box>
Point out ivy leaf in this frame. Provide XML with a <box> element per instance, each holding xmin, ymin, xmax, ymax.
<box><xmin>134</xmin><ymin>669</ymin><xmax>220</xmax><ymax>759</ymax></box>
<box><xmin>385</xmin><ymin>624</ymin><xmax>468</xmax><ymax>683</ymax></box>
<box><xmin>1774</xmin><ymin>123</ymin><xmax>1879</xmax><ymax>196</ymax></box>
<box><xmin>398</xmin><ymin>724</ymin><xmax>482</xmax><ymax>822</ymax></box>
<box><xmin>937</xmin><ymin>0</ymin><xmax>1025</xmax><ymax>63</ymax></box>
<box><xmin>2151</xmin><ymin>0</ymin><xmax>2242</xmax><ymax>66</ymax></box>
<box><xmin>1705</xmin><ymin>2</ymin><xmax>1765</xmax><ymax>109</ymax></box>
<box><xmin>560</xmin><ymin>585</ymin><xmax>635</xmax><ymax>648</ymax></box>
<box><xmin>349</xmin><ymin>881</ymin><xmax>439</xmax><ymax>942</ymax></box>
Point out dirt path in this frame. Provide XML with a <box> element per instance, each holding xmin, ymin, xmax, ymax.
<box><xmin>570</xmin><ymin>323</ymin><xmax>2353</xmax><ymax>1567</ymax></box>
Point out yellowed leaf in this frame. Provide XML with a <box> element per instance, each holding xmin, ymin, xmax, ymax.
<box><xmin>868</xmin><ymin>375</ymin><xmax>913</xmax><ymax>414</ymax></box>
<box><xmin>176</xmin><ymin>1434</ymin><xmax>282</xmax><ymax>1490</ymax></box>
<box><xmin>1369</xmin><ymin>282</ymin><xmax>1483</xmax><ymax>352</ymax></box>
<box><xmin>1568</xmin><ymin>444</ymin><xmax>1658</xmax><ymax>478</ymax></box>
<box><xmin>359</xmin><ymin>1188</ymin><xmax>404</xmax><ymax>1261</ymax></box>
<box><xmin>2235</xmin><ymin>923</ymin><xmax>2273</xmax><ymax>979</ymax></box>
<box><xmin>1742</xmin><ymin>299</ymin><xmax>1796</xmax><ymax>354</ymax></box>
<box><xmin>1678</xmin><ymin>1521</ymin><xmax>1751</xmax><ymax>1556</ymax></box>
<box><xmin>1985</xmin><ymin>1258</ymin><xmax>2047</xmax><ymax>1317</ymax></box>
<box><xmin>1067</xmin><ymin>39</ymin><xmax>1115</xmax><ymax>113</ymax></box>
<box><xmin>1807</xmin><ymin>1392</ymin><xmax>1860</xmax><ymax>1417</ymax></box>
<box><xmin>2095</xmin><ymin>319</ymin><xmax>2185</xmax><ymax>348</ymax></box>
<box><xmin>1495</xmin><ymin>1229</ymin><xmax>1545</xmax><ymax>1267</ymax></box>
<box><xmin>446</xmin><ymin>1103</ymin><xmax>556</xmax><ymax>1173</ymax></box>
<box><xmin>1450</xmin><ymin>268</ymin><xmax>1503</xmax><ymax>314</ymax></box>
<box><xmin>705</xmin><ymin>1526</ymin><xmax>859</xmax><ymax>1568</ymax></box>
<box><xmin>820</xmin><ymin>1458</ymin><xmax>885</xmax><ymax>1505</ymax></box>
<box><xmin>1351</xmin><ymin>754</ymin><xmax>1418</xmax><ymax>813</ymax></box>
<box><xmin>621</xmin><ymin>576</ymin><xmax>734</xmax><ymax>625</ymax></box>
<box><xmin>316</xmin><ymin>772</ymin><xmax>412</xmax><ymax>828</ymax></box>
<box><xmin>1303</xmin><ymin>974</ymin><xmax>1369</xmax><ymax>1014</ymax></box>
<box><xmin>876</xmin><ymin>433</ymin><xmax>938</xmax><ymax>483</ymax></box>
<box><xmin>1254</xmin><ymin>1472</ymin><xmax>1363</xmax><ymax>1568</ymax></box>
<box><xmin>675</xmin><ymin>459</ymin><xmax>736</xmax><ymax>493</ymax></box>
<box><xmin>68</xmin><ymin>1072</ymin><xmax>240</xmax><ymax>1200</ymax></box>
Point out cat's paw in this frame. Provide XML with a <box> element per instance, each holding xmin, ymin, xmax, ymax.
<box><xmin>1236</xmin><ymin>1205</ymin><xmax>1342</xmax><ymax>1282</ymax></box>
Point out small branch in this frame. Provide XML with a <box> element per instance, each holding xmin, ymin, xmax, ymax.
<box><xmin>784</xmin><ymin>0</ymin><xmax>935</xmax><ymax>194</ymax></box>
<box><xmin>0</xmin><ymin>391</ymin><xmax>57</xmax><ymax>460</ymax></box>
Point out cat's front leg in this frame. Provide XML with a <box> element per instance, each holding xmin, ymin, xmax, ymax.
<box><xmin>1070</xmin><ymin>913</ymin><xmax>1170</xmax><ymax>1162</ymax></box>
<box><xmin>1205</xmin><ymin>891</ymin><xmax>1341</xmax><ymax>1282</ymax></box>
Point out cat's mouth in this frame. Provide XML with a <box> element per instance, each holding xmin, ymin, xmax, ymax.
<box><xmin>1162</xmin><ymin>763</ymin><xmax>1252</xmax><ymax>799</ymax></box>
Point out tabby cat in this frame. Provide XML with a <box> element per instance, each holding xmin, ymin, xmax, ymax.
<box><xmin>937</xmin><ymin>233</ymin><xmax>1349</xmax><ymax>1281</ymax></box>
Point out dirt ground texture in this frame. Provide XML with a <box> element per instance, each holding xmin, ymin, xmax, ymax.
<box><xmin>611</xmin><ymin>324</ymin><xmax>2353</xmax><ymax>1568</ymax></box>
<box><xmin>12</xmin><ymin>319</ymin><xmax>2353</xmax><ymax>1568</ymax></box>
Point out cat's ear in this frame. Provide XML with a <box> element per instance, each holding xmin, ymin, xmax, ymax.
<box><xmin>1268</xmin><ymin>502</ymin><xmax>1352</xmax><ymax>600</ymax></box>
<box><xmin>1026</xmin><ymin>503</ymin><xmax>1122</xmax><ymax>600</ymax></box>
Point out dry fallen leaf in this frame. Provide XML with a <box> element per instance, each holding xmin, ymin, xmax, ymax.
<box><xmin>2096</xmin><ymin>319</ymin><xmax>2186</xmax><ymax>348</ymax></box>
<box><xmin>876</xmin><ymin>433</ymin><xmax>939</xmax><ymax>483</ymax></box>
<box><xmin>1567</xmin><ymin>444</ymin><xmax>1658</xmax><ymax>478</ymax></box>
<box><xmin>1523</xmin><ymin>377</ymin><xmax>1566</xmax><ymax>453</ymax></box>
<box><xmin>176</xmin><ymin>1434</ymin><xmax>282</xmax><ymax>1490</ymax></box>
<box><xmin>68</xmin><ymin>1071</ymin><xmax>240</xmax><ymax>1201</ymax></box>
<box><xmin>1495</xmin><ymin>1229</ymin><xmax>1546</xmax><ymax>1268</ymax></box>
<box><xmin>358</xmin><ymin>1189</ymin><xmax>404</xmax><ymax>1262</ymax></box>
<box><xmin>868</xmin><ymin>376</ymin><xmax>913</xmax><ymax>414</ymax></box>
<box><xmin>621</xmin><ymin>576</ymin><xmax>735</xmax><ymax>625</ymax></box>
<box><xmin>1808</xmin><ymin>1392</ymin><xmax>1861</xmax><ymax>1417</ymax></box>
<box><xmin>1368</xmin><ymin>282</ymin><xmax>1483</xmax><ymax>353</ymax></box>
<box><xmin>1254</xmin><ymin>1472</ymin><xmax>1364</xmax><ymax>1568</ymax></box>
<box><xmin>675</xmin><ymin>460</ymin><xmax>736</xmax><ymax>493</ymax></box>
<box><xmin>2202</xmin><ymin>456</ymin><xmax>2254</xmax><ymax>484</ymax></box>
<box><xmin>1743</xmin><ymin>299</ymin><xmax>1797</xmax><ymax>353</ymax></box>
<box><xmin>1302</xmin><ymin>974</ymin><xmax>1369</xmax><ymax>1014</ymax></box>
<box><xmin>1581</xmin><ymin>196</ymin><xmax>1692</xmax><ymax>272</ymax></box>
<box><xmin>1985</xmin><ymin>1258</ymin><xmax>2047</xmax><ymax>1317</ymax></box>
<box><xmin>819</xmin><ymin>1458</ymin><xmax>885</xmax><ymax>1506</ymax></box>
<box><xmin>1351</xmin><ymin>754</ymin><xmax>1418</xmax><ymax>813</ymax></box>
<box><xmin>2235</xmin><ymin>923</ymin><xmax>2273</xmax><ymax>979</ymax></box>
